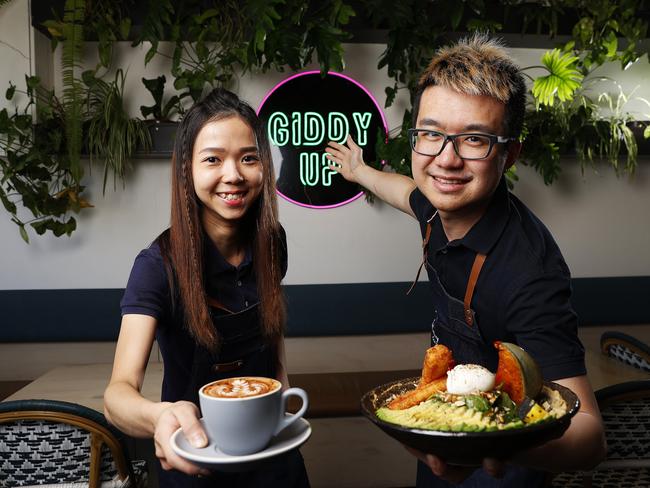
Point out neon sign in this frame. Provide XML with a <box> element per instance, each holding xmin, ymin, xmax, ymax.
<box><xmin>258</xmin><ymin>71</ymin><xmax>387</xmax><ymax>209</ymax></box>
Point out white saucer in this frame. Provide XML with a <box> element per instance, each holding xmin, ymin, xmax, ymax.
<box><xmin>170</xmin><ymin>417</ymin><xmax>311</xmax><ymax>472</ymax></box>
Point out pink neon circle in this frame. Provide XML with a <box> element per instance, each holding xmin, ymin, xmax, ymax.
<box><xmin>257</xmin><ymin>70</ymin><xmax>388</xmax><ymax>209</ymax></box>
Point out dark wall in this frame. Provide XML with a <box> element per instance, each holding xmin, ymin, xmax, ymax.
<box><xmin>1</xmin><ymin>277</ymin><xmax>648</xmax><ymax>342</ymax></box>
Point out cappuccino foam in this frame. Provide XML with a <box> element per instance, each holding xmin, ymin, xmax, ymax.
<box><xmin>203</xmin><ymin>377</ymin><xmax>280</xmax><ymax>399</ymax></box>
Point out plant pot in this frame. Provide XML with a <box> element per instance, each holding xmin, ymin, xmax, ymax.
<box><xmin>627</xmin><ymin>121</ymin><xmax>650</xmax><ymax>155</ymax></box>
<box><xmin>136</xmin><ymin>120</ymin><xmax>178</xmax><ymax>159</ymax></box>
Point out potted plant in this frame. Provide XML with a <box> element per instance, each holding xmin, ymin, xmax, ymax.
<box><xmin>137</xmin><ymin>75</ymin><xmax>184</xmax><ymax>157</ymax></box>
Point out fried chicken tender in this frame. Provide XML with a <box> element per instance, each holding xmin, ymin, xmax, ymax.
<box><xmin>419</xmin><ymin>344</ymin><xmax>454</xmax><ymax>386</ymax></box>
<box><xmin>387</xmin><ymin>376</ymin><xmax>448</xmax><ymax>410</ymax></box>
<box><xmin>386</xmin><ymin>345</ymin><xmax>454</xmax><ymax>410</ymax></box>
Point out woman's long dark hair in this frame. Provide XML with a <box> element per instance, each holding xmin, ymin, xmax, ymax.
<box><xmin>159</xmin><ymin>88</ymin><xmax>286</xmax><ymax>349</ymax></box>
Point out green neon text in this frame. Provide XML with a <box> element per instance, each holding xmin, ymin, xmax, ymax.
<box><xmin>268</xmin><ymin>111</ymin><xmax>372</xmax><ymax>147</ymax></box>
<box><xmin>300</xmin><ymin>152</ymin><xmax>338</xmax><ymax>187</ymax></box>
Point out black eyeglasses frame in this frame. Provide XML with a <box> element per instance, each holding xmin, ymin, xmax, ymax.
<box><xmin>407</xmin><ymin>128</ymin><xmax>515</xmax><ymax>160</ymax></box>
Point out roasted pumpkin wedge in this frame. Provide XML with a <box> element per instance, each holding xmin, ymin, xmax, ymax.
<box><xmin>493</xmin><ymin>341</ymin><xmax>543</xmax><ymax>404</ymax></box>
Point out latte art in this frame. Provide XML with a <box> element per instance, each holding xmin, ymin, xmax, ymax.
<box><xmin>203</xmin><ymin>377</ymin><xmax>280</xmax><ymax>398</ymax></box>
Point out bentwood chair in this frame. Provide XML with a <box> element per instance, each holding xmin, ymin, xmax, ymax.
<box><xmin>0</xmin><ymin>399</ymin><xmax>147</xmax><ymax>487</ymax></box>
<box><xmin>600</xmin><ymin>330</ymin><xmax>650</xmax><ymax>373</ymax></box>
<box><xmin>550</xmin><ymin>380</ymin><xmax>650</xmax><ymax>487</ymax></box>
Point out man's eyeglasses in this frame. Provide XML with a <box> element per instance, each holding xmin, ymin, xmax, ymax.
<box><xmin>407</xmin><ymin>128</ymin><xmax>515</xmax><ymax>160</ymax></box>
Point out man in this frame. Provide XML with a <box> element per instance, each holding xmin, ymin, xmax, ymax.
<box><xmin>326</xmin><ymin>34</ymin><xmax>606</xmax><ymax>487</ymax></box>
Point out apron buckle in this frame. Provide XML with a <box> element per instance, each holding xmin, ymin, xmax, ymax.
<box><xmin>431</xmin><ymin>311</ymin><xmax>439</xmax><ymax>346</ymax></box>
<box><xmin>211</xmin><ymin>359</ymin><xmax>244</xmax><ymax>373</ymax></box>
<box><xmin>464</xmin><ymin>309</ymin><xmax>474</xmax><ymax>326</ymax></box>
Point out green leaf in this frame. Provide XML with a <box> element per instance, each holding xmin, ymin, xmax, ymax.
<box><xmin>603</xmin><ymin>31</ymin><xmax>618</xmax><ymax>57</ymax></box>
<box><xmin>42</xmin><ymin>20</ymin><xmax>63</xmax><ymax>39</ymax></box>
<box><xmin>25</xmin><ymin>75</ymin><xmax>40</xmax><ymax>91</ymax></box>
<box><xmin>0</xmin><ymin>190</ymin><xmax>17</xmax><ymax>214</ymax></box>
<box><xmin>31</xmin><ymin>220</ymin><xmax>49</xmax><ymax>235</ymax></box>
<box><xmin>19</xmin><ymin>224</ymin><xmax>29</xmax><ymax>243</ymax></box>
<box><xmin>385</xmin><ymin>85</ymin><xmax>397</xmax><ymax>108</ymax></box>
<box><xmin>195</xmin><ymin>8</ymin><xmax>219</xmax><ymax>24</ymax></box>
<box><xmin>573</xmin><ymin>17</ymin><xmax>594</xmax><ymax>46</ymax></box>
<box><xmin>465</xmin><ymin>395</ymin><xmax>490</xmax><ymax>412</ymax></box>
<box><xmin>532</xmin><ymin>49</ymin><xmax>583</xmax><ymax>106</ymax></box>
<box><xmin>5</xmin><ymin>83</ymin><xmax>16</xmax><ymax>100</ymax></box>
<box><xmin>337</xmin><ymin>4</ymin><xmax>355</xmax><ymax>24</ymax></box>
<box><xmin>119</xmin><ymin>18</ymin><xmax>132</xmax><ymax>40</ymax></box>
<box><xmin>144</xmin><ymin>44</ymin><xmax>158</xmax><ymax>65</ymax></box>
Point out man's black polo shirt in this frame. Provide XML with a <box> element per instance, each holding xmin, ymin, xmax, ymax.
<box><xmin>409</xmin><ymin>178</ymin><xmax>585</xmax><ymax>381</ymax></box>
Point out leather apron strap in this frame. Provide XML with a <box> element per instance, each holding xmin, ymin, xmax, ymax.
<box><xmin>463</xmin><ymin>253</ymin><xmax>487</xmax><ymax>326</ymax></box>
<box><xmin>206</xmin><ymin>295</ymin><xmax>234</xmax><ymax>314</ymax></box>
<box><xmin>408</xmin><ymin>218</ymin><xmax>488</xmax><ymax>327</ymax></box>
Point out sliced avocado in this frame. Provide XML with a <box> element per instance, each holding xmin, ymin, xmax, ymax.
<box><xmin>376</xmin><ymin>397</ymin><xmax>525</xmax><ymax>432</ymax></box>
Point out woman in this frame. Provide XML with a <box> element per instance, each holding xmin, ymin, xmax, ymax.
<box><xmin>104</xmin><ymin>88</ymin><xmax>310</xmax><ymax>487</ymax></box>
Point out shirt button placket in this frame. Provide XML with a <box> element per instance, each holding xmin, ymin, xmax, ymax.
<box><xmin>236</xmin><ymin>277</ymin><xmax>247</xmax><ymax>307</ymax></box>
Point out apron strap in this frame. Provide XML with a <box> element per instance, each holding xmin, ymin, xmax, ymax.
<box><xmin>463</xmin><ymin>253</ymin><xmax>487</xmax><ymax>326</ymax></box>
<box><xmin>206</xmin><ymin>295</ymin><xmax>234</xmax><ymax>314</ymax></box>
<box><xmin>406</xmin><ymin>222</ymin><xmax>433</xmax><ymax>295</ymax></box>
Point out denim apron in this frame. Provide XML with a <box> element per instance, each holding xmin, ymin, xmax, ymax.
<box><xmin>158</xmin><ymin>300</ymin><xmax>310</xmax><ymax>488</ymax></box>
<box><xmin>412</xmin><ymin>221</ymin><xmax>546</xmax><ymax>488</ymax></box>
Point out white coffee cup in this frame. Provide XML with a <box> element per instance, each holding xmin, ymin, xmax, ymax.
<box><xmin>199</xmin><ymin>376</ymin><xmax>309</xmax><ymax>456</ymax></box>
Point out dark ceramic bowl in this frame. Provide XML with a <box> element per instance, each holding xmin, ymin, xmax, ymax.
<box><xmin>360</xmin><ymin>377</ymin><xmax>580</xmax><ymax>466</ymax></box>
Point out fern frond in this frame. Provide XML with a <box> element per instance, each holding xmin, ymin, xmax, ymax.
<box><xmin>61</xmin><ymin>0</ymin><xmax>85</xmax><ymax>183</ymax></box>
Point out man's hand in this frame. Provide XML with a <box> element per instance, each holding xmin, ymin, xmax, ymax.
<box><xmin>405</xmin><ymin>446</ymin><xmax>505</xmax><ymax>484</ymax></box>
<box><xmin>153</xmin><ymin>401</ymin><xmax>211</xmax><ymax>476</ymax></box>
<box><xmin>325</xmin><ymin>135</ymin><xmax>367</xmax><ymax>184</ymax></box>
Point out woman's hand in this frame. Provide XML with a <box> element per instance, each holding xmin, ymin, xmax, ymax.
<box><xmin>405</xmin><ymin>446</ymin><xmax>505</xmax><ymax>484</ymax></box>
<box><xmin>325</xmin><ymin>135</ymin><xmax>367</xmax><ymax>183</ymax></box>
<box><xmin>153</xmin><ymin>401</ymin><xmax>211</xmax><ymax>476</ymax></box>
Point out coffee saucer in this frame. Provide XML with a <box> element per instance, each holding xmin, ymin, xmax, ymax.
<box><xmin>170</xmin><ymin>417</ymin><xmax>312</xmax><ymax>472</ymax></box>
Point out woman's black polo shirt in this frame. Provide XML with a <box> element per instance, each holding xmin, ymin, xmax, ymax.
<box><xmin>409</xmin><ymin>178</ymin><xmax>585</xmax><ymax>381</ymax></box>
<box><xmin>119</xmin><ymin>228</ymin><xmax>287</xmax><ymax>402</ymax></box>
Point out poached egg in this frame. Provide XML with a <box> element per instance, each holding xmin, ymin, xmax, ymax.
<box><xmin>446</xmin><ymin>364</ymin><xmax>495</xmax><ymax>395</ymax></box>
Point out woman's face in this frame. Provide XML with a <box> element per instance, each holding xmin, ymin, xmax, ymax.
<box><xmin>191</xmin><ymin>116</ymin><xmax>264</xmax><ymax>226</ymax></box>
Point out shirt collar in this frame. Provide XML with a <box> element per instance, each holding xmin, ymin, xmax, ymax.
<box><xmin>429</xmin><ymin>177</ymin><xmax>511</xmax><ymax>255</ymax></box>
<box><xmin>460</xmin><ymin>177</ymin><xmax>511</xmax><ymax>254</ymax></box>
<box><xmin>204</xmin><ymin>236</ymin><xmax>253</xmax><ymax>275</ymax></box>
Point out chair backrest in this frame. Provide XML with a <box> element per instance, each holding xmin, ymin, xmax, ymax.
<box><xmin>595</xmin><ymin>380</ymin><xmax>650</xmax><ymax>468</ymax></box>
<box><xmin>548</xmin><ymin>380</ymin><xmax>650</xmax><ymax>487</ymax></box>
<box><xmin>600</xmin><ymin>330</ymin><xmax>650</xmax><ymax>373</ymax></box>
<box><xmin>0</xmin><ymin>399</ymin><xmax>134</xmax><ymax>487</ymax></box>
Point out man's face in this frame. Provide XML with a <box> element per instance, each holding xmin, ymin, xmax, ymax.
<box><xmin>412</xmin><ymin>85</ymin><xmax>516</xmax><ymax>223</ymax></box>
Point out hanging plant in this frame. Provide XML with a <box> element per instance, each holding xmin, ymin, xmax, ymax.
<box><xmin>370</xmin><ymin>0</ymin><xmax>649</xmax><ymax>190</ymax></box>
<box><xmin>2</xmin><ymin>0</ymin><xmax>649</xmax><ymax>240</ymax></box>
<box><xmin>83</xmin><ymin>69</ymin><xmax>151</xmax><ymax>192</ymax></box>
<box><xmin>139</xmin><ymin>75</ymin><xmax>183</xmax><ymax>121</ymax></box>
<box><xmin>134</xmin><ymin>0</ymin><xmax>354</xmax><ymax>103</ymax></box>
<box><xmin>0</xmin><ymin>77</ymin><xmax>91</xmax><ymax>243</ymax></box>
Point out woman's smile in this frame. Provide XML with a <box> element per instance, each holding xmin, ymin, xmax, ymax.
<box><xmin>217</xmin><ymin>190</ymin><xmax>248</xmax><ymax>205</ymax></box>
